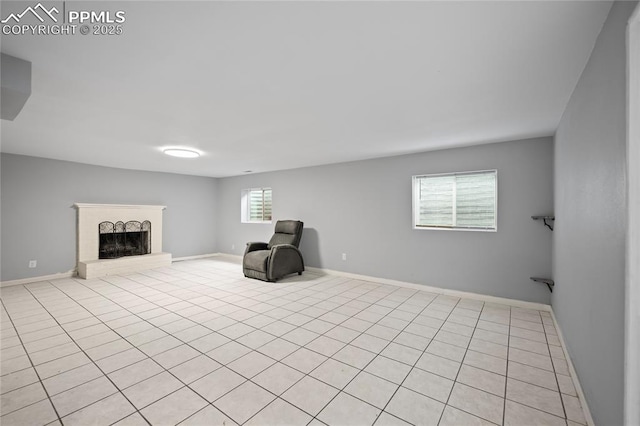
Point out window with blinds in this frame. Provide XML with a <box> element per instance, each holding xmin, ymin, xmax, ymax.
<box><xmin>241</xmin><ymin>188</ymin><xmax>272</xmax><ymax>223</ymax></box>
<box><xmin>413</xmin><ymin>170</ymin><xmax>497</xmax><ymax>231</ymax></box>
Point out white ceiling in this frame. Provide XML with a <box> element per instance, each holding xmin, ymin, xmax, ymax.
<box><xmin>1</xmin><ymin>1</ymin><xmax>612</xmax><ymax>177</ymax></box>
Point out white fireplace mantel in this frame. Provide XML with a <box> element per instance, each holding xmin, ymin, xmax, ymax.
<box><xmin>73</xmin><ymin>203</ymin><xmax>167</xmax><ymax>210</ymax></box>
<box><xmin>74</xmin><ymin>203</ymin><xmax>172</xmax><ymax>279</ymax></box>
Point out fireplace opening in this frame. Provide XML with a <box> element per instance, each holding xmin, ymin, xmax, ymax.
<box><xmin>99</xmin><ymin>221</ymin><xmax>151</xmax><ymax>259</ymax></box>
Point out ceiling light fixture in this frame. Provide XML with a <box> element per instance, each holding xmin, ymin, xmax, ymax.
<box><xmin>163</xmin><ymin>148</ymin><xmax>200</xmax><ymax>158</ymax></box>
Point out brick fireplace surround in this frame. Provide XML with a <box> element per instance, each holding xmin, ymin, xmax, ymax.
<box><xmin>73</xmin><ymin>203</ymin><xmax>172</xmax><ymax>279</ymax></box>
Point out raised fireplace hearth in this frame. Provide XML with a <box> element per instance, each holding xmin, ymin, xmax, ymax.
<box><xmin>74</xmin><ymin>204</ymin><xmax>172</xmax><ymax>279</ymax></box>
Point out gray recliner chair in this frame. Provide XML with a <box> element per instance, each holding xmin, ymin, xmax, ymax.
<box><xmin>243</xmin><ymin>220</ymin><xmax>304</xmax><ymax>282</ymax></box>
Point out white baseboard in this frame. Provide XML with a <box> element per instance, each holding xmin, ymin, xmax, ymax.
<box><xmin>201</xmin><ymin>253</ymin><xmax>550</xmax><ymax>311</ymax></box>
<box><xmin>0</xmin><ymin>270</ymin><xmax>77</xmax><ymax>288</ymax></box>
<box><xmin>172</xmin><ymin>253</ymin><xmax>221</xmax><ymax>262</ymax></box>
<box><xmin>306</xmin><ymin>266</ymin><xmax>551</xmax><ymax>312</ymax></box>
<box><xmin>208</xmin><ymin>255</ymin><xmax>590</xmax><ymax>421</ymax></box>
<box><xmin>0</xmin><ymin>253</ymin><xmax>223</xmax><ymax>287</ymax></box>
<box><xmin>1</xmin><ymin>255</ymin><xmax>551</xmax><ymax>313</ymax></box>
<box><xmin>212</xmin><ymin>253</ymin><xmax>243</xmax><ymax>261</ymax></box>
<box><xmin>549</xmin><ymin>309</ymin><xmax>595</xmax><ymax>426</ymax></box>
<box><xmin>0</xmin><ymin>252</ymin><xmax>588</xmax><ymax>424</ymax></box>
<box><xmin>305</xmin><ymin>265</ymin><xmax>593</xmax><ymax>422</ymax></box>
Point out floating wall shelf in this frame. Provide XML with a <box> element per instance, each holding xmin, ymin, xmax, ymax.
<box><xmin>531</xmin><ymin>277</ymin><xmax>555</xmax><ymax>292</ymax></box>
<box><xmin>532</xmin><ymin>215</ymin><xmax>555</xmax><ymax>231</ymax></box>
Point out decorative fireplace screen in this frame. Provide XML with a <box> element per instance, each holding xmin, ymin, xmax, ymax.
<box><xmin>98</xmin><ymin>220</ymin><xmax>151</xmax><ymax>259</ymax></box>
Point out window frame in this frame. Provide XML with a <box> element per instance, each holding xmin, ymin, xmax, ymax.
<box><xmin>412</xmin><ymin>169</ymin><xmax>498</xmax><ymax>232</ymax></box>
<box><xmin>241</xmin><ymin>187</ymin><xmax>273</xmax><ymax>224</ymax></box>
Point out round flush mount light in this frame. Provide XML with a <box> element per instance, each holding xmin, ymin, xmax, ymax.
<box><xmin>163</xmin><ymin>148</ymin><xmax>200</xmax><ymax>158</ymax></box>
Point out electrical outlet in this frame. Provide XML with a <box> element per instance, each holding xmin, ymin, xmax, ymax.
<box><xmin>342</xmin><ymin>253</ymin><xmax>347</xmax><ymax>261</ymax></box>
<box><xmin>28</xmin><ymin>260</ymin><xmax>37</xmax><ymax>268</ymax></box>
<box><xmin>231</xmin><ymin>244</ymin><xmax>235</xmax><ymax>251</ymax></box>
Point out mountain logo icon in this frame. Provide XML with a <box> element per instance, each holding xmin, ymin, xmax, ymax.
<box><xmin>1</xmin><ymin>3</ymin><xmax>59</xmax><ymax>24</ymax></box>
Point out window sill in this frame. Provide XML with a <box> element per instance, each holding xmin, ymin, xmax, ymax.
<box><xmin>413</xmin><ymin>226</ymin><xmax>497</xmax><ymax>232</ymax></box>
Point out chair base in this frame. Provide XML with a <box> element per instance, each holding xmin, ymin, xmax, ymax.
<box><xmin>243</xmin><ymin>268</ymin><xmax>272</xmax><ymax>282</ymax></box>
<box><xmin>243</xmin><ymin>268</ymin><xmax>303</xmax><ymax>282</ymax></box>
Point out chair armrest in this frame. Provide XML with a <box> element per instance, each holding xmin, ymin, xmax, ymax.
<box><xmin>269</xmin><ymin>244</ymin><xmax>300</xmax><ymax>253</ymax></box>
<box><xmin>268</xmin><ymin>244</ymin><xmax>305</xmax><ymax>279</ymax></box>
<box><xmin>245</xmin><ymin>242</ymin><xmax>268</xmax><ymax>254</ymax></box>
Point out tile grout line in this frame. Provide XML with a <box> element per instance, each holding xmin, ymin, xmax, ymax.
<box><xmin>501</xmin><ymin>305</ymin><xmax>512</xmax><ymax>426</ymax></box>
<box><xmin>325</xmin><ymin>295</ymin><xmax>462</xmax><ymax>425</ymax></box>
<box><xmin>434</xmin><ymin>299</ymin><xmax>484</xmax><ymax>426</ymax></box>
<box><xmin>189</xmin><ymin>279</ymin><xmax>422</xmax><ymax>424</ymax></box>
<box><xmin>19</xmin><ymin>284</ymin><xmax>153</xmax><ymax>426</ymax></box>
<box><xmin>547</xmin><ymin>311</ymin><xmax>570</xmax><ymax>422</ymax></box>
<box><xmin>51</xmin><ymin>276</ymin><xmax>261</xmax><ymax>424</ymax></box>
<box><xmin>1</xmin><ymin>260</ymin><xmax>579</xmax><ymax>426</ymax></box>
<box><xmin>69</xmin><ymin>268</ymin><xmax>404</xmax><ymax>424</ymax></box>
<box><xmin>8</xmin><ymin>277</ymin><xmax>476</xmax><ymax>426</ymax></box>
<box><xmin>0</xmin><ymin>296</ymin><xmax>64</xmax><ymax>424</ymax></box>
<box><xmin>239</xmin><ymin>284</ymin><xmax>431</xmax><ymax>425</ymax></box>
<box><xmin>505</xmin><ymin>310</ymin><xmax>573</xmax><ymax>423</ymax></box>
<box><xmin>311</xmin><ymin>290</ymin><xmax>443</xmax><ymax>425</ymax></box>
<box><xmin>0</xmin><ymin>285</ymin><xmax>552</xmax><ymax>425</ymax></box>
<box><xmin>239</xmin><ymin>284</ymin><xmax>427</xmax><ymax>424</ymax></box>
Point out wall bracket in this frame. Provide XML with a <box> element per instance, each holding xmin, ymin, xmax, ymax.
<box><xmin>530</xmin><ymin>276</ymin><xmax>555</xmax><ymax>292</ymax></box>
<box><xmin>532</xmin><ymin>215</ymin><xmax>555</xmax><ymax>231</ymax></box>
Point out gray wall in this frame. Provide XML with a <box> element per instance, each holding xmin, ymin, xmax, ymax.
<box><xmin>552</xmin><ymin>2</ymin><xmax>637</xmax><ymax>425</ymax></box>
<box><xmin>1</xmin><ymin>153</ymin><xmax>218</xmax><ymax>281</ymax></box>
<box><xmin>217</xmin><ymin>137</ymin><xmax>553</xmax><ymax>304</ymax></box>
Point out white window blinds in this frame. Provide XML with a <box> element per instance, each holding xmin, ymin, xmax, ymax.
<box><xmin>414</xmin><ymin>170</ymin><xmax>497</xmax><ymax>230</ymax></box>
<box><xmin>241</xmin><ymin>188</ymin><xmax>272</xmax><ymax>223</ymax></box>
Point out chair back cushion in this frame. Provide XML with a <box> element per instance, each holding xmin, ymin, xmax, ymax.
<box><xmin>268</xmin><ymin>220</ymin><xmax>304</xmax><ymax>249</ymax></box>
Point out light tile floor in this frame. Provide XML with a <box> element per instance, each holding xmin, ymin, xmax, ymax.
<box><xmin>0</xmin><ymin>258</ymin><xmax>587</xmax><ymax>426</ymax></box>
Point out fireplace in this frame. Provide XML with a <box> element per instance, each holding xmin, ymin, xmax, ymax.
<box><xmin>74</xmin><ymin>203</ymin><xmax>172</xmax><ymax>279</ymax></box>
<box><xmin>99</xmin><ymin>221</ymin><xmax>151</xmax><ymax>259</ymax></box>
